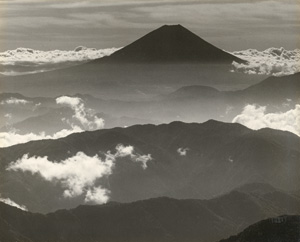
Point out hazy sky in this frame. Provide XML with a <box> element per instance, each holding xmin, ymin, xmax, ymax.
<box><xmin>0</xmin><ymin>0</ymin><xmax>299</xmax><ymax>51</ymax></box>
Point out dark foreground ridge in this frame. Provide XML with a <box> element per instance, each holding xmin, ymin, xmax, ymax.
<box><xmin>220</xmin><ymin>215</ymin><xmax>300</xmax><ymax>242</ymax></box>
<box><xmin>1</xmin><ymin>184</ymin><xmax>300</xmax><ymax>242</ymax></box>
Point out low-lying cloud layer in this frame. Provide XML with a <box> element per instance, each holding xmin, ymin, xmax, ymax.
<box><xmin>2</xmin><ymin>46</ymin><xmax>298</xmax><ymax>77</ymax></box>
<box><xmin>0</xmin><ymin>46</ymin><xmax>120</xmax><ymax>75</ymax></box>
<box><xmin>233</xmin><ymin>104</ymin><xmax>300</xmax><ymax>136</ymax></box>
<box><xmin>0</xmin><ymin>97</ymin><xmax>31</xmax><ymax>105</ymax></box>
<box><xmin>0</xmin><ymin>46</ymin><xmax>120</xmax><ymax>65</ymax></box>
<box><xmin>0</xmin><ymin>195</ymin><xmax>27</xmax><ymax>211</ymax></box>
<box><xmin>230</xmin><ymin>47</ymin><xmax>300</xmax><ymax>76</ymax></box>
<box><xmin>7</xmin><ymin>144</ymin><xmax>152</xmax><ymax>204</ymax></box>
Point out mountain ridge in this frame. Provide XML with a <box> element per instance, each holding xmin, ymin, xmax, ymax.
<box><xmin>0</xmin><ymin>183</ymin><xmax>299</xmax><ymax>242</ymax></box>
<box><xmin>1</xmin><ymin>120</ymin><xmax>299</xmax><ymax>213</ymax></box>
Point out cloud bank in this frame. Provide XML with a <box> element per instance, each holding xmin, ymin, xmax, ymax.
<box><xmin>0</xmin><ymin>46</ymin><xmax>120</xmax><ymax>66</ymax></box>
<box><xmin>230</xmin><ymin>47</ymin><xmax>300</xmax><ymax>76</ymax></box>
<box><xmin>2</xmin><ymin>46</ymin><xmax>298</xmax><ymax>77</ymax></box>
<box><xmin>7</xmin><ymin>144</ymin><xmax>152</xmax><ymax>204</ymax></box>
<box><xmin>232</xmin><ymin>104</ymin><xmax>300</xmax><ymax>136</ymax></box>
<box><xmin>0</xmin><ymin>47</ymin><xmax>120</xmax><ymax>75</ymax></box>
<box><xmin>0</xmin><ymin>195</ymin><xmax>27</xmax><ymax>211</ymax></box>
<box><xmin>0</xmin><ymin>97</ymin><xmax>31</xmax><ymax>105</ymax></box>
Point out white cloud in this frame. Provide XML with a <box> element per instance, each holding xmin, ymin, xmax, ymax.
<box><xmin>0</xmin><ymin>125</ymin><xmax>83</xmax><ymax>148</ymax></box>
<box><xmin>84</xmin><ymin>186</ymin><xmax>110</xmax><ymax>204</ymax></box>
<box><xmin>0</xmin><ymin>70</ymin><xmax>47</xmax><ymax>76</ymax></box>
<box><xmin>232</xmin><ymin>104</ymin><xmax>300</xmax><ymax>136</ymax></box>
<box><xmin>56</xmin><ymin>96</ymin><xmax>81</xmax><ymax>107</ymax></box>
<box><xmin>112</xmin><ymin>144</ymin><xmax>152</xmax><ymax>169</ymax></box>
<box><xmin>230</xmin><ymin>47</ymin><xmax>300</xmax><ymax>76</ymax></box>
<box><xmin>0</xmin><ymin>47</ymin><xmax>120</xmax><ymax>66</ymax></box>
<box><xmin>0</xmin><ymin>196</ymin><xmax>27</xmax><ymax>211</ymax></box>
<box><xmin>0</xmin><ymin>46</ymin><xmax>121</xmax><ymax>76</ymax></box>
<box><xmin>177</xmin><ymin>147</ymin><xmax>189</xmax><ymax>156</ymax></box>
<box><xmin>135</xmin><ymin>154</ymin><xmax>152</xmax><ymax>170</ymax></box>
<box><xmin>0</xmin><ymin>97</ymin><xmax>30</xmax><ymax>105</ymax></box>
<box><xmin>8</xmin><ymin>151</ymin><xmax>113</xmax><ymax>202</ymax></box>
<box><xmin>7</xmin><ymin>144</ymin><xmax>152</xmax><ymax>204</ymax></box>
<box><xmin>56</xmin><ymin>96</ymin><xmax>104</xmax><ymax>130</ymax></box>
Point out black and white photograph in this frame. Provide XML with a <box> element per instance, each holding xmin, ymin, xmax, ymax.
<box><xmin>0</xmin><ymin>0</ymin><xmax>299</xmax><ymax>241</ymax></box>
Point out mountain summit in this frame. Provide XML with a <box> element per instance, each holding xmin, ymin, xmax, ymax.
<box><xmin>0</xmin><ymin>25</ymin><xmax>252</xmax><ymax>98</ymax></box>
<box><xmin>97</xmin><ymin>24</ymin><xmax>246</xmax><ymax>64</ymax></box>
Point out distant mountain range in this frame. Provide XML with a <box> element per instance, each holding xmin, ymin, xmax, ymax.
<box><xmin>1</xmin><ymin>72</ymin><xmax>299</xmax><ymax>134</ymax></box>
<box><xmin>0</xmin><ymin>105</ymin><xmax>158</xmax><ymax>135</ymax></box>
<box><xmin>165</xmin><ymin>72</ymin><xmax>300</xmax><ymax>102</ymax></box>
<box><xmin>0</xmin><ymin>182</ymin><xmax>299</xmax><ymax>242</ymax></box>
<box><xmin>0</xmin><ymin>25</ymin><xmax>262</xmax><ymax>99</ymax></box>
<box><xmin>1</xmin><ymin>120</ymin><xmax>299</xmax><ymax>213</ymax></box>
<box><xmin>233</xmin><ymin>72</ymin><xmax>300</xmax><ymax>103</ymax></box>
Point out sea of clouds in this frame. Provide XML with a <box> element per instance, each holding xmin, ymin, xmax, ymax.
<box><xmin>0</xmin><ymin>46</ymin><xmax>120</xmax><ymax>75</ymax></box>
<box><xmin>1</xmin><ymin>46</ymin><xmax>299</xmax><ymax>76</ymax></box>
<box><xmin>229</xmin><ymin>47</ymin><xmax>300</xmax><ymax>76</ymax></box>
<box><xmin>0</xmin><ymin>46</ymin><xmax>120</xmax><ymax>65</ymax></box>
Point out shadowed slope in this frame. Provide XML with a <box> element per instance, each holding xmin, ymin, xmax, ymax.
<box><xmin>220</xmin><ymin>215</ymin><xmax>300</xmax><ymax>242</ymax></box>
<box><xmin>0</xmin><ymin>184</ymin><xmax>300</xmax><ymax>242</ymax></box>
<box><xmin>0</xmin><ymin>121</ymin><xmax>299</xmax><ymax>213</ymax></box>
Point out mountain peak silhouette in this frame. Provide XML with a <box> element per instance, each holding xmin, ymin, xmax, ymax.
<box><xmin>100</xmin><ymin>24</ymin><xmax>245</xmax><ymax>63</ymax></box>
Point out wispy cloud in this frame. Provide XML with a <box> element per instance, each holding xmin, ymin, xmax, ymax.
<box><xmin>232</xmin><ymin>104</ymin><xmax>300</xmax><ymax>136</ymax></box>
<box><xmin>0</xmin><ymin>195</ymin><xmax>27</xmax><ymax>211</ymax></box>
<box><xmin>0</xmin><ymin>126</ymin><xmax>83</xmax><ymax>148</ymax></box>
<box><xmin>56</xmin><ymin>96</ymin><xmax>104</xmax><ymax>130</ymax></box>
<box><xmin>113</xmin><ymin>144</ymin><xmax>152</xmax><ymax>169</ymax></box>
<box><xmin>7</xmin><ymin>144</ymin><xmax>152</xmax><ymax>204</ymax></box>
<box><xmin>177</xmin><ymin>147</ymin><xmax>189</xmax><ymax>156</ymax></box>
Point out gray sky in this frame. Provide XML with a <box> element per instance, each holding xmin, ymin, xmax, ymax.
<box><xmin>0</xmin><ymin>0</ymin><xmax>299</xmax><ymax>51</ymax></box>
